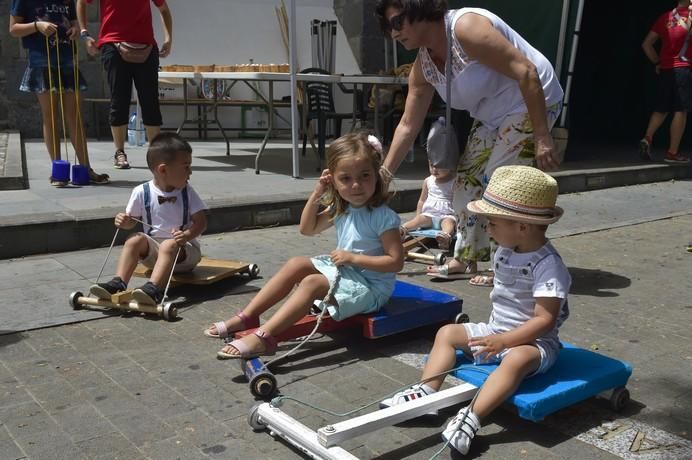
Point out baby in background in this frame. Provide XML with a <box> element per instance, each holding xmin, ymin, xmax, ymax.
<box><xmin>400</xmin><ymin>117</ymin><xmax>459</xmax><ymax>250</ymax></box>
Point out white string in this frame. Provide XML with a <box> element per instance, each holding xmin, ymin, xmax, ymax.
<box><xmin>260</xmin><ymin>266</ymin><xmax>341</xmax><ymax>369</ymax></box>
<box><xmin>160</xmin><ymin>246</ymin><xmax>182</xmax><ymax>303</ymax></box>
<box><xmin>94</xmin><ymin>228</ymin><xmax>120</xmax><ymax>284</ymax></box>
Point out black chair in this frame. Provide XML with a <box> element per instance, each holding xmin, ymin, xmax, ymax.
<box><xmin>299</xmin><ymin>67</ymin><xmax>360</xmax><ymax>169</ymax></box>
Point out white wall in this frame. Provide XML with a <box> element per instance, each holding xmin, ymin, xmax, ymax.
<box><xmin>152</xmin><ymin>0</ymin><xmax>361</xmax><ymax>134</ymax></box>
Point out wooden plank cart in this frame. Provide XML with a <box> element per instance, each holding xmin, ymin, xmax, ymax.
<box><xmin>69</xmin><ymin>257</ymin><xmax>260</xmax><ymax>321</ymax></box>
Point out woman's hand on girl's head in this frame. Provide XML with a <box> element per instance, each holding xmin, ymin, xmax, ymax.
<box><xmin>534</xmin><ymin>132</ymin><xmax>560</xmax><ymax>171</ymax></box>
<box><xmin>314</xmin><ymin>168</ymin><xmax>332</xmax><ymax>196</ymax></box>
<box><xmin>330</xmin><ymin>249</ymin><xmax>354</xmax><ymax>266</ymax></box>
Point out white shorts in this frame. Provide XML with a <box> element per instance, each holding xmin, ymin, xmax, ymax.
<box><xmin>462</xmin><ymin>321</ymin><xmax>560</xmax><ymax>375</ymax></box>
<box><xmin>140</xmin><ymin>234</ymin><xmax>202</xmax><ymax>273</ymax></box>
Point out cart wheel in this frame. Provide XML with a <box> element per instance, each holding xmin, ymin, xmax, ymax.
<box><xmin>248</xmin><ymin>403</ymin><xmax>267</xmax><ymax>431</ymax></box>
<box><xmin>69</xmin><ymin>291</ymin><xmax>83</xmax><ymax>310</ymax></box>
<box><xmin>248</xmin><ymin>264</ymin><xmax>260</xmax><ymax>279</ymax></box>
<box><xmin>610</xmin><ymin>386</ymin><xmax>630</xmax><ymax>412</ymax></box>
<box><xmin>455</xmin><ymin>313</ymin><xmax>470</xmax><ymax>324</ymax></box>
<box><xmin>162</xmin><ymin>303</ymin><xmax>178</xmax><ymax>321</ymax></box>
<box><xmin>250</xmin><ymin>372</ymin><xmax>278</xmax><ymax>399</ymax></box>
<box><xmin>434</xmin><ymin>253</ymin><xmax>447</xmax><ymax>266</ymax></box>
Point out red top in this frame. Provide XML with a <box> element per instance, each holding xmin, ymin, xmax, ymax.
<box><xmin>652</xmin><ymin>6</ymin><xmax>692</xmax><ymax>69</ymax></box>
<box><xmin>87</xmin><ymin>0</ymin><xmax>165</xmax><ymax>47</ymax></box>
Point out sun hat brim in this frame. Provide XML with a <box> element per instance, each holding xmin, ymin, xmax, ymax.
<box><xmin>467</xmin><ymin>199</ymin><xmax>563</xmax><ymax>224</ymax></box>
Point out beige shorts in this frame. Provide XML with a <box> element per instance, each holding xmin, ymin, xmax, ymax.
<box><xmin>140</xmin><ymin>234</ymin><xmax>202</xmax><ymax>273</ymax></box>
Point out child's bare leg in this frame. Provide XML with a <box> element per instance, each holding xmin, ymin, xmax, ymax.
<box><xmin>441</xmin><ymin>218</ymin><xmax>455</xmax><ymax>236</ymax></box>
<box><xmin>436</xmin><ymin>217</ymin><xmax>456</xmax><ymax>249</ymax></box>
<box><xmin>209</xmin><ymin>256</ymin><xmax>319</xmax><ymax>334</ymax></box>
<box><xmin>402</xmin><ymin>214</ymin><xmax>433</xmax><ymax>232</ymax></box>
<box><xmin>115</xmin><ymin>234</ymin><xmax>149</xmax><ymax>284</ymax></box>
<box><xmin>470</xmin><ymin>345</ymin><xmax>540</xmax><ymax>419</ymax></box>
<box><xmin>420</xmin><ymin>324</ymin><xmax>472</xmax><ymax>391</ymax></box>
<box><xmin>219</xmin><ymin>272</ymin><xmax>329</xmax><ymax>356</ymax></box>
<box><xmin>36</xmin><ymin>91</ymin><xmax>60</xmax><ymax>162</ymax></box>
<box><xmin>148</xmin><ymin>239</ymin><xmax>179</xmax><ymax>288</ymax></box>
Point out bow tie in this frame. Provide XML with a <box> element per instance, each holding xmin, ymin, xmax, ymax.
<box><xmin>158</xmin><ymin>195</ymin><xmax>177</xmax><ymax>204</ymax></box>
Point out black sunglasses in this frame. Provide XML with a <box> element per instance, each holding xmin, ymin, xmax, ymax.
<box><xmin>382</xmin><ymin>13</ymin><xmax>406</xmax><ymax>32</ymax></box>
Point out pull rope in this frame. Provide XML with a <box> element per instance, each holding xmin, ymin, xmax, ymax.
<box><xmin>160</xmin><ymin>246</ymin><xmax>182</xmax><ymax>303</ymax></box>
<box><xmin>270</xmin><ymin>363</ymin><xmax>490</xmax><ymax>416</ymax></box>
<box><xmin>45</xmin><ymin>35</ymin><xmax>57</xmax><ymax>158</ymax></box>
<box><xmin>53</xmin><ymin>35</ymin><xmax>70</xmax><ymax>163</ymax></box>
<box><xmin>94</xmin><ymin>227</ymin><xmax>120</xmax><ymax>284</ymax></box>
<box><xmin>94</xmin><ymin>219</ymin><xmax>190</xmax><ymax>303</ymax></box>
<box><xmin>72</xmin><ymin>40</ymin><xmax>86</xmax><ymax>159</ymax></box>
<box><xmin>259</xmin><ymin>265</ymin><xmax>342</xmax><ymax>369</ymax></box>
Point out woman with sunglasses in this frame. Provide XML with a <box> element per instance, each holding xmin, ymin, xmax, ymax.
<box><xmin>375</xmin><ymin>0</ymin><xmax>563</xmax><ymax>283</ymax></box>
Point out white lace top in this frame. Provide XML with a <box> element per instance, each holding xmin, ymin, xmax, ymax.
<box><xmin>417</xmin><ymin>8</ymin><xmax>563</xmax><ymax>129</ymax></box>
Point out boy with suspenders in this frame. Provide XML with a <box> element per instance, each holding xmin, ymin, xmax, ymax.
<box><xmin>90</xmin><ymin>133</ymin><xmax>207</xmax><ymax>305</ymax></box>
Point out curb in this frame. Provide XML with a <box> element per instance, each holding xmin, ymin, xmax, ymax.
<box><xmin>0</xmin><ymin>131</ymin><xmax>28</xmax><ymax>190</ymax></box>
<box><xmin>553</xmin><ymin>163</ymin><xmax>692</xmax><ymax>193</ymax></box>
<box><xmin>0</xmin><ymin>189</ymin><xmax>422</xmax><ymax>260</ymax></box>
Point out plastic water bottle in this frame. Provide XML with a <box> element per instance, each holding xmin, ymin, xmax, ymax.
<box><xmin>128</xmin><ymin>113</ymin><xmax>145</xmax><ymax>146</ymax></box>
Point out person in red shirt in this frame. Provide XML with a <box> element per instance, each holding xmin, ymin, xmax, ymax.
<box><xmin>76</xmin><ymin>0</ymin><xmax>172</xmax><ymax>169</ymax></box>
<box><xmin>640</xmin><ymin>0</ymin><xmax>692</xmax><ymax>164</ymax></box>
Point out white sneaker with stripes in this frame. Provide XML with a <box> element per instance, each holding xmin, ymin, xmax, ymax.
<box><xmin>442</xmin><ymin>406</ymin><xmax>481</xmax><ymax>454</ymax></box>
<box><xmin>379</xmin><ymin>384</ymin><xmax>438</xmax><ymax>415</ymax></box>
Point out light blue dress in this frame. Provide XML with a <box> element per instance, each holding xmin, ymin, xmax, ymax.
<box><xmin>311</xmin><ymin>204</ymin><xmax>400</xmax><ymax>320</ymax></box>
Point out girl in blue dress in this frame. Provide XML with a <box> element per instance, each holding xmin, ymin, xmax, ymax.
<box><xmin>206</xmin><ymin>132</ymin><xmax>405</xmax><ymax>359</ymax></box>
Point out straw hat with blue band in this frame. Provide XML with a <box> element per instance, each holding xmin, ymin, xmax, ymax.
<box><xmin>466</xmin><ymin>166</ymin><xmax>564</xmax><ymax>224</ymax></box>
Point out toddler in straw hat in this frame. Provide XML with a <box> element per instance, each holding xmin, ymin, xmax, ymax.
<box><xmin>381</xmin><ymin>165</ymin><xmax>571</xmax><ymax>455</ymax></box>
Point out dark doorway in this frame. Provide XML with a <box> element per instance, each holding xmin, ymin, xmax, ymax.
<box><xmin>566</xmin><ymin>2</ymin><xmax>685</xmax><ymax>161</ymax></box>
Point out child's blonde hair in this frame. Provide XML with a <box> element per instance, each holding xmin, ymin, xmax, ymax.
<box><xmin>321</xmin><ymin>131</ymin><xmax>390</xmax><ymax>218</ymax></box>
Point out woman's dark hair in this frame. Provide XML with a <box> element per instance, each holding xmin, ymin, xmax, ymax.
<box><xmin>375</xmin><ymin>0</ymin><xmax>448</xmax><ymax>33</ymax></box>
<box><xmin>146</xmin><ymin>132</ymin><xmax>193</xmax><ymax>171</ymax></box>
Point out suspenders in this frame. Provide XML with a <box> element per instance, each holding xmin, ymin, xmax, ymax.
<box><xmin>142</xmin><ymin>182</ymin><xmax>189</xmax><ymax>235</ymax></box>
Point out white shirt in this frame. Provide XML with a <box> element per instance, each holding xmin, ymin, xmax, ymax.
<box><xmin>126</xmin><ymin>180</ymin><xmax>207</xmax><ymax>245</ymax></box>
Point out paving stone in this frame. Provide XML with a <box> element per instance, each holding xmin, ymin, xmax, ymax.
<box><xmin>74</xmin><ymin>432</ymin><xmax>145</xmax><ymax>460</ymax></box>
<box><xmin>138</xmin><ymin>436</ymin><xmax>209</xmax><ymax>460</ymax></box>
<box><xmin>50</xmin><ymin>403</ymin><xmax>117</xmax><ymax>443</ymax></box>
<box><xmin>167</xmin><ymin>409</ymin><xmax>238</xmax><ymax>451</ymax></box>
<box><xmin>107</xmin><ymin>411</ymin><xmax>176</xmax><ymax>448</ymax></box>
<box><xmin>0</xmin><ymin>424</ymin><xmax>26</xmax><ymax>460</ymax></box>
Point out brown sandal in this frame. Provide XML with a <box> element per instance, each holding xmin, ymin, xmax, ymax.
<box><xmin>113</xmin><ymin>150</ymin><xmax>130</xmax><ymax>169</ymax></box>
<box><xmin>89</xmin><ymin>169</ymin><xmax>110</xmax><ymax>185</ymax></box>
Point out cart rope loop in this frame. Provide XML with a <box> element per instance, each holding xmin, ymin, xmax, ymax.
<box><xmin>260</xmin><ymin>266</ymin><xmax>342</xmax><ymax>370</ymax></box>
<box><xmin>270</xmin><ymin>363</ymin><xmax>489</xmax><ymax>415</ymax></box>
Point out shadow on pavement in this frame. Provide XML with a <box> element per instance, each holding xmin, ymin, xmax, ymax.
<box><xmin>0</xmin><ymin>331</ymin><xmax>23</xmax><ymax>342</ymax></box>
<box><xmin>569</xmin><ymin>266</ymin><xmax>631</xmax><ymax>297</ymax></box>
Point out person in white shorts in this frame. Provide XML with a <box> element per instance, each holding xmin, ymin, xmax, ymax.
<box><xmin>381</xmin><ymin>166</ymin><xmax>571</xmax><ymax>455</ymax></box>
